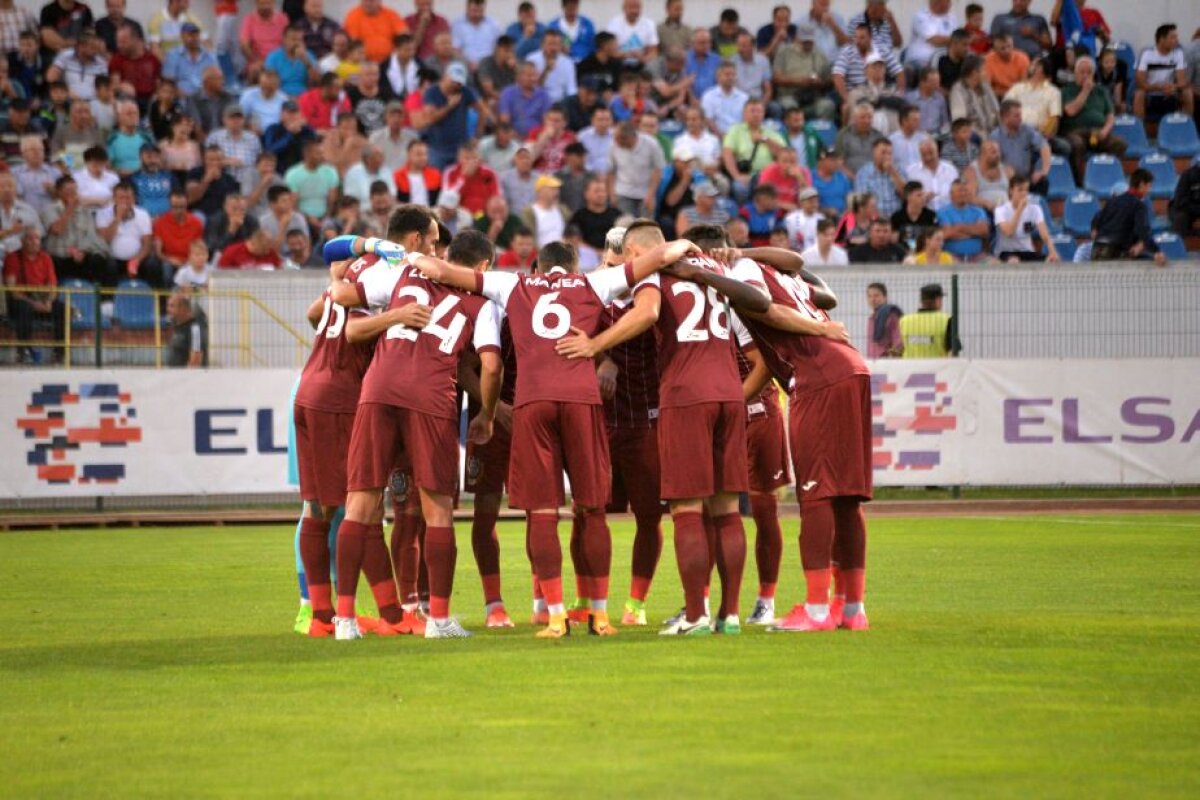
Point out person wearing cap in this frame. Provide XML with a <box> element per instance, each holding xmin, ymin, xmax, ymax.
<box><xmin>675</xmin><ymin>179</ymin><xmax>730</xmax><ymax>238</ymax></box>
<box><xmin>46</xmin><ymin>28</ymin><xmax>107</xmax><ymax>102</ymax></box>
<box><xmin>833</xmin><ymin>23</ymin><xmax>904</xmax><ymax>102</ymax></box>
<box><xmin>206</xmin><ymin>103</ymin><xmax>262</xmax><ymax>187</ymax></box>
<box><xmin>773</xmin><ymin>22</ymin><xmax>835</xmax><ymax>120</ymax></box>
<box><xmin>548</xmin><ymin>0</ymin><xmax>596</xmax><ymax>62</ymax></box>
<box><xmin>148</xmin><ymin>0</ymin><xmax>207</xmax><ymax>60</ymax></box>
<box><xmin>12</xmin><ymin>137</ymin><xmax>61</xmax><ymax>217</ymax></box>
<box><xmin>429</xmin><ymin>188</ymin><xmax>469</xmax><ymax>234</ymax></box>
<box><xmin>105</xmin><ymin>101</ymin><xmax>153</xmax><ymax>176</ymax></box>
<box><xmin>262</xmin><ymin>99</ymin><xmax>317</xmax><ymax>174</ymax></box>
<box><xmin>1</xmin><ymin>99</ymin><xmax>47</xmax><ymax>166</ymax></box>
<box><xmin>161</xmin><ymin>21</ymin><xmax>219</xmax><ymax>97</ymax></box>
<box><xmin>422</xmin><ymin>61</ymin><xmax>484</xmax><ymax>170</ymax></box>
<box><xmin>846</xmin><ymin>52</ymin><xmax>904</xmax><ymax>130</ymax></box>
<box><xmin>657</xmin><ymin>137</ymin><xmax>699</xmax><ymax>229</ymax></box>
<box><xmin>264</xmin><ymin>25</ymin><xmax>318</xmax><ymax>99</ymax></box>
<box><xmin>367</xmin><ymin>99</ymin><xmax>418</xmax><ymax>172</ymax></box>
<box><xmin>900</xmin><ymin>283</ymin><xmax>958</xmax><ymax>359</ymax></box>
<box><xmin>519</xmin><ymin>174</ymin><xmax>569</xmax><ymax>246</ymax></box>
<box><xmin>129</xmin><ymin>141</ymin><xmax>178</xmax><ymax>217</ymax></box>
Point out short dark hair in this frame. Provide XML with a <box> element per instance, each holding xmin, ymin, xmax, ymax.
<box><xmin>868</xmin><ymin>281</ymin><xmax>888</xmax><ymax>296</ymax></box>
<box><xmin>512</xmin><ymin>225</ymin><xmax>534</xmax><ymax>239</ymax></box>
<box><xmin>961</xmin><ymin>54</ymin><xmax>984</xmax><ymax>78</ymax></box>
<box><xmin>999</xmin><ymin>98</ymin><xmax>1022</xmax><ymax>116</ymax></box>
<box><xmin>965</xmin><ymin>3</ymin><xmax>983</xmax><ymax>16</ymax></box>
<box><xmin>393</xmin><ymin>33</ymin><xmax>413</xmax><ymax>48</ymax></box>
<box><xmin>267</xmin><ymin>186</ymin><xmax>291</xmax><ymax>204</ymax></box>
<box><xmin>720</xmin><ymin>8</ymin><xmax>739</xmax><ymax>23</ymax></box>
<box><xmin>816</xmin><ymin>218</ymin><xmax>837</xmax><ymax>235</ymax></box>
<box><xmin>950</xmin><ymin>28</ymin><xmax>969</xmax><ymax>44</ymax></box>
<box><xmin>992</xmin><ymin>31</ymin><xmax>1011</xmax><ymax>45</ymax></box>
<box><xmin>447</xmin><ymin>229</ymin><xmax>495</xmax><ymax>268</ymax></box>
<box><xmin>902</xmin><ymin>181</ymin><xmax>924</xmax><ymax>198</ymax></box>
<box><xmin>436</xmin><ymin>220</ymin><xmax>452</xmax><ymax>248</ymax></box>
<box><xmin>537</xmin><ymin>241</ymin><xmax>579</xmax><ymax>273</ymax></box>
<box><xmin>83</xmin><ymin>145</ymin><xmax>108</xmax><ymax>163</ymax></box>
<box><xmin>496</xmin><ymin>34</ymin><xmax>515</xmax><ymax>49</ymax></box>
<box><xmin>752</xmin><ymin>183</ymin><xmax>777</xmax><ymax>199</ymax></box>
<box><xmin>950</xmin><ymin>117</ymin><xmax>973</xmax><ymax>133</ymax></box>
<box><xmin>1010</xmin><ymin>175</ymin><xmax>1031</xmax><ymax>192</ymax></box>
<box><xmin>871</xmin><ymin>218</ymin><xmax>892</xmax><ymax>229</ymax></box>
<box><xmin>113</xmin><ymin>180</ymin><xmax>135</xmax><ymax>195</ymax></box>
<box><xmin>518</xmin><ymin>1</ymin><xmax>535</xmax><ymax>13</ymax></box>
<box><xmin>898</xmin><ymin>105</ymin><xmax>920</xmax><ymax>124</ymax></box>
<box><xmin>1129</xmin><ymin>168</ymin><xmax>1155</xmax><ymax>189</ymax></box>
<box><xmin>683</xmin><ymin>223</ymin><xmax>728</xmax><ymax>251</ymax></box>
<box><xmin>595</xmin><ymin>32</ymin><xmax>616</xmax><ymax>48</ymax></box>
<box><xmin>387</xmin><ymin>204</ymin><xmax>435</xmax><ymax>241</ymax></box>
<box><xmin>369</xmin><ymin>179</ymin><xmax>390</xmax><ymax>196</ymax></box>
<box><xmin>1155</xmin><ymin>24</ymin><xmax>1176</xmax><ymax>44</ymax></box>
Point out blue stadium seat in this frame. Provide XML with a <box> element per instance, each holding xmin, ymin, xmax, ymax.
<box><xmin>1083</xmin><ymin>154</ymin><xmax>1126</xmax><ymax>196</ymax></box>
<box><xmin>808</xmin><ymin>119</ymin><xmax>837</xmax><ymax>150</ymax></box>
<box><xmin>1046</xmin><ymin>155</ymin><xmax>1077</xmax><ymax>200</ymax></box>
<box><xmin>1112</xmin><ymin>115</ymin><xmax>1151</xmax><ymax>159</ymax></box>
<box><xmin>1050</xmin><ymin>233</ymin><xmax>1077</xmax><ymax>261</ymax></box>
<box><xmin>1063</xmin><ymin>191</ymin><xmax>1100</xmax><ymax>238</ymax></box>
<box><xmin>1156</xmin><ymin>114</ymin><xmax>1200</xmax><ymax>158</ymax></box>
<box><xmin>1144</xmin><ymin>196</ymin><xmax>1170</xmax><ymax>232</ymax></box>
<box><xmin>1153</xmin><ymin>232</ymin><xmax>1188</xmax><ymax>260</ymax></box>
<box><xmin>60</xmin><ymin>279</ymin><xmax>108</xmax><ymax>330</ymax></box>
<box><xmin>1113</xmin><ymin>41</ymin><xmax>1136</xmax><ymax>74</ymax></box>
<box><xmin>114</xmin><ymin>279</ymin><xmax>157</xmax><ymax>330</ymax></box>
<box><xmin>1139</xmin><ymin>152</ymin><xmax>1179</xmax><ymax>199</ymax></box>
<box><xmin>1032</xmin><ymin>193</ymin><xmax>1061</xmax><ymax>234</ymax></box>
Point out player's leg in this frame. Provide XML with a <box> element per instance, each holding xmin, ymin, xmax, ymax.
<box><xmin>622</xmin><ymin>427</ymin><xmax>664</xmax><ymax>626</ymax></box>
<box><xmin>770</xmin><ymin>496</ymin><xmax>838</xmax><ymax>632</ymax></box>
<box><xmin>567</xmin><ymin>507</ymin><xmax>592</xmax><ymax>624</ymax></box>
<box><xmin>465</xmin><ymin>427</ymin><xmax>514</xmax><ymax>626</ymax></box>
<box><xmin>507</xmin><ymin>401</ymin><xmax>570</xmax><ymax>637</ymax></box>
<box><xmin>525</xmin><ymin>514</ymin><xmax>548</xmax><ymax>624</ymax></box>
<box><xmin>832</xmin><ymin>497</ymin><xmax>869</xmax><ymax>630</ymax></box>
<box><xmin>291</xmin><ymin>511</ymin><xmax>311</xmax><ymax>634</ymax></box>
<box><xmin>337</xmin><ymin>403</ymin><xmax>407</xmax><ymax>639</ymax></box>
<box><xmin>561</xmin><ymin>403</ymin><xmax>617</xmax><ymax>635</ymax></box>
<box><xmin>286</xmin><ymin>379</ymin><xmax>308</xmax><ymax>633</ymax></box>
<box><xmin>746</xmin><ymin>409</ymin><xmax>789</xmax><ymax>625</ymax></box>
<box><xmin>706</xmin><ymin>401</ymin><xmax>750</xmax><ymax>633</ymax></box>
<box><xmin>297</xmin><ymin>501</ymin><xmax>340</xmax><ymax>636</ymax></box>
<box><xmin>387</xmin><ymin>474</ymin><xmax>421</xmax><ymax>610</ymax></box>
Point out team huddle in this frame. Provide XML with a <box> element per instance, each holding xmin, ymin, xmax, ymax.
<box><xmin>289</xmin><ymin>203</ymin><xmax>872</xmax><ymax>640</ymax></box>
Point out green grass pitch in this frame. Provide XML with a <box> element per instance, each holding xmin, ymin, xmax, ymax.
<box><xmin>2</xmin><ymin>513</ymin><xmax>1198</xmax><ymax>798</ymax></box>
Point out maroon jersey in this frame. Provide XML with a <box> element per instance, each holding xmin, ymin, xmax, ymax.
<box><xmin>294</xmin><ymin>255</ymin><xmax>379</xmax><ymax>413</ymax></box>
<box><xmin>732</xmin><ymin>259</ymin><xmax>869</xmax><ymax>394</ymax></box>
<box><xmin>359</xmin><ymin>268</ymin><xmax>503</xmax><ymax>419</ymax></box>
<box><xmin>655</xmin><ymin>255</ymin><xmax>743</xmax><ymax>409</ymax></box>
<box><xmin>477</xmin><ymin>264</ymin><xmax>637</xmax><ymax>407</ymax></box>
<box><xmin>731</xmin><ymin>313</ymin><xmax>781</xmax><ymax>420</ymax></box>
<box><xmin>602</xmin><ymin>288</ymin><xmax>660</xmax><ymax>429</ymax></box>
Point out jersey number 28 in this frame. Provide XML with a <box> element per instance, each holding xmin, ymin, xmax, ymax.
<box><xmin>672</xmin><ymin>282</ymin><xmax>729</xmax><ymax>342</ymax></box>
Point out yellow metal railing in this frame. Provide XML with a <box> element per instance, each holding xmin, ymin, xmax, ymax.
<box><xmin>1</xmin><ymin>285</ymin><xmax>311</xmax><ymax>368</ymax></box>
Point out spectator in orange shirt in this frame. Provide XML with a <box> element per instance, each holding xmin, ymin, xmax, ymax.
<box><xmin>984</xmin><ymin>32</ymin><xmax>1030</xmax><ymax>97</ymax></box>
<box><xmin>342</xmin><ymin>0</ymin><xmax>408</xmax><ymax>63</ymax></box>
<box><xmin>153</xmin><ymin>189</ymin><xmax>204</xmax><ymax>276</ymax></box>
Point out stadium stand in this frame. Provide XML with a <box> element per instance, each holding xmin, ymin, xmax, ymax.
<box><xmin>1083</xmin><ymin>155</ymin><xmax>1127</xmax><ymax>197</ymax></box>
<box><xmin>1064</xmin><ymin>191</ymin><xmax>1101</xmax><ymax>238</ymax></box>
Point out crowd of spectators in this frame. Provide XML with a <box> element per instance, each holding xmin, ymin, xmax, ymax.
<box><xmin>2</xmin><ymin>0</ymin><xmax>1199</xmax><ymax>357</ymax></box>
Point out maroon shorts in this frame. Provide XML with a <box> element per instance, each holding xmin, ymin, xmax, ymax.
<box><xmin>293</xmin><ymin>404</ymin><xmax>356</xmax><ymax>507</ymax></box>
<box><xmin>658</xmin><ymin>402</ymin><xmax>749</xmax><ymax>501</ymax></box>
<box><xmin>746</xmin><ymin>408</ymin><xmax>790</xmax><ymax>493</ymax></box>
<box><xmin>508</xmin><ymin>401</ymin><xmax>611</xmax><ymax>511</ymax></box>
<box><xmin>789</xmin><ymin>375</ymin><xmax>873</xmax><ymax>506</ymax></box>
<box><xmin>346</xmin><ymin>402</ymin><xmax>460</xmax><ymax>496</ymax></box>
<box><xmin>607</xmin><ymin>424</ymin><xmax>664</xmax><ymax>518</ymax></box>
<box><xmin>463</xmin><ymin>418</ymin><xmax>512</xmax><ymax>495</ymax></box>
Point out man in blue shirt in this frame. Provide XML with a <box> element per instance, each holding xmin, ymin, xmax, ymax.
<box><xmin>548</xmin><ymin>0</ymin><xmax>596</xmax><ymax>62</ymax></box>
<box><xmin>130</xmin><ymin>144</ymin><xmax>178</xmax><ymax>217</ymax></box>
<box><xmin>811</xmin><ymin>149</ymin><xmax>852</xmax><ymax>216</ymax></box>
<box><xmin>423</xmin><ymin>63</ymin><xmax>483</xmax><ymax>170</ymax></box>
<box><xmin>161</xmin><ymin>23</ymin><xmax>218</xmax><ymax>96</ymax></box>
<box><xmin>264</xmin><ymin>25</ymin><xmax>316</xmax><ymax>98</ymax></box>
<box><xmin>939</xmin><ymin>179</ymin><xmax>991</xmax><ymax>261</ymax></box>
<box><xmin>685</xmin><ymin>29</ymin><xmax>720</xmax><ymax>98</ymax></box>
<box><xmin>497</xmin><ymin>61</ymin><xmax>551</xmax><ymax>138</ymax></box>
<box><xmin>505</xmin><ymin>2</ymin><xmax>545</xmax><ymax>60</ymax></box>
<box><xmin>451</xmin><ymin>0</ymin><xmax>502</xmax><ymax>71</ymax></box>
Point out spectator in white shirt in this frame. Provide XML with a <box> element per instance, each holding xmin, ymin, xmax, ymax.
<box><xmin>46</xmin><ymin>30</ymin><xmax>108</xmax><ymax>101</ymax></box>
<box><xmin>907</xmin><ymin>137</ymin><xmax>957</xmax><ymax>211</ymax></box>
<box><xmin>342</xmin><ymin>145</ymin><xmax>396</xmax><ymax>206</ymax></box>
<box><xmin>799</xmin><ymin>218</ymin><xmax>849</xmax><ymax>266</ymax></box>
<box><xmin>525</xmin><ymin>29</ymin><xmax>577</xmax><ymax>103</ymax></box>
<box><xmin>72</xmin><ymin>146</ymin><xmax>121</xmax><ymax>208</ymax></box>
<box><xmin>577</xmin><ymin>107</ymin><xmax>614</xmax><ymax>174</ymax></box>
<box><xmin>783</xmin><ymin>187</ymin><xmax>825</xmax><ymax>249</ymax></box>
<box><xmin>887</xmin><ymin>106</ymin><xmax>929</xmax><ymax>175</ymax></box>
<box><xmin>451</xmin><ymin>0</ymin><xmax>503</xmax><ymax>71</ymax></box>
<box><xmin>605</xmin><ymin>0</ymin><xmax>659</xmax><ymax>65</ymax></box>
<box><xmin>701</xmin><ymin>61</ymin><xmax>749</xmax><ymax>136</ymax></box>
<box><xmin>906</xmin><ymin>0</ymin><xmax>959</xmax><ymax>68</ymax></box>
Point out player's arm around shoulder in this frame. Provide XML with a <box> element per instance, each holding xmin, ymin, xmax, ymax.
<box><xmin>556</xmin><ymin>276</ymin><xmax>662</xmax><ymax>360</ymax></box>
<box><xmin>664</xmin><ymin>256</ymin><xmax>771</xmax><ymax>314</ymax></box>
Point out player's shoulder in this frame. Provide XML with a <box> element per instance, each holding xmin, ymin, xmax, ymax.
<box><xmin>346</xmin><ymin>253</ymin><xmax>383</xmax><ymax>281</ymax></box>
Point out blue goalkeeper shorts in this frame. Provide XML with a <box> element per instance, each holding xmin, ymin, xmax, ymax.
<box><xmin>286</xmin><ymin>375</ymin><xmax>300</xmax><ymax>487</ymax></box>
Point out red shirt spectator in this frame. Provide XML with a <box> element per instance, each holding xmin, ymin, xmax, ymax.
<box><xmin>527</xmin><ymin>113</ymin><xmax>577</xmax><ymax>173</ymax></box>
<box><xmin>109</xmin><ymin>50</ymin><xmax>162</xmax><ymax>103</ymax></box>
<box><xmin>298</xmin><ymin>83</ymin><xmax>352</xmax><ymax>131</ymax></box>
<box><xmin>405</xmin><ymin>2</ymin><xmax>451</xmax><ymax>61</ymax></box>
<box><xmin>217</xmin><ymin>237</ymin><xmax>283</xmax><ymax>269</ymax></box>
<box><xmin>3</xmin><ymin>244</ymin><xmax>56</xmax><ymax>289</ymax></box>
<box><xmin>756</xmin><ymin>160</ymin><xmax>812</xmax><ymax>209</ymax></box>
<box><xmin>443</xmin><ymin>160</ymin><xmax>500</xmax><ymax>216</ymax></box>
<box><xmin>240</xmin><ymin>3</ymin><xmax>290</xmax><ymax>64</ymax></box>
<box><xmin>496</xmin><ymin>248</ymin><xmax>536</xmax><ymax>271</ymax></box>
<box><xmin>153</xmin><ymin>209</ymin><xmax>204</xmax><ymax>265</ymax></box>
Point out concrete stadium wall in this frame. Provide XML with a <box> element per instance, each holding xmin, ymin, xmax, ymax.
<box><xmin>114</xmin><ymin>1</ymin><xmax>1200</xmax><ymax>62</ymax></box>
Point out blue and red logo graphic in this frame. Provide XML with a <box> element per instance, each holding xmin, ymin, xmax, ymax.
<box><xmin>871</xmin><ymin>371</ymin><xmax>957</xmax><ymax>471</ymax></box>
<box><xmin>16</xmin><ymin>383</ymin><xmax>143</xmax><ymax>485</ymax></box>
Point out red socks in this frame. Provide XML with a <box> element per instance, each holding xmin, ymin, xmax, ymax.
<box><xmin>390</xmin><ymin>509</ymin><xmax>421</xmax><ymax>606</ymax></box>
<box><xmin>799</xmin><ymin>499</ymin><xmax>836</xmax><ymax>610</ymax></box>
<box><xmin>299</xmin><ymin>517</ymin><xmax>332</xmax><ymax>623</ymax></box>
<box><xmin>629</xmin><ymin>514</ymin><xmax>662</xmax><ymax>602</ymax></box>
<box><xmin>338</xmin><ymin>520</ymin><xmax>402</xmax><ymax>624</ymax></box>
<box><xmin>833</xmin><ymin>497</ymin><xmax>868</xmax><ymax>604</ymax></box>
<box><xmin>568</xmin><ymin>509</ymin><xmax>590</xmax><ymax>599</ymax></box>
<box><xmin>582</xmin><ymin>510</ymin><xmax>612</xmax><ymax>604</ymax></box>
<box><xmin>335</xmin><ymin>519</ymin><xmax>367</xmax><ymax>618</ymax></box>
<box><xmin>424</xmin><ymin>525</ymin><xmax>456</xmax><ymax>619</ymax></box>
<box><xmin>471</xmin><ymin>506</ymin><xmax>502</xmax><ymax>604</ymax></box>
<box><xmin>528</xmin><ymin>512</ymin><xmax>563</xmax><ymax>606</ymax></box>
<box><xmin>750</xmin><ymin>492</ymin><xmax>782</xmax><ymax>598</ymax></box>
<box><xmin>712</xmin><ymin>512</ymin><xmax>746</xmax><ymax>618</ymax></box>
<box><xmin>672</xmin><ymin>510</ymin><xmax>710</xmax><ymax>622</ymax></box>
